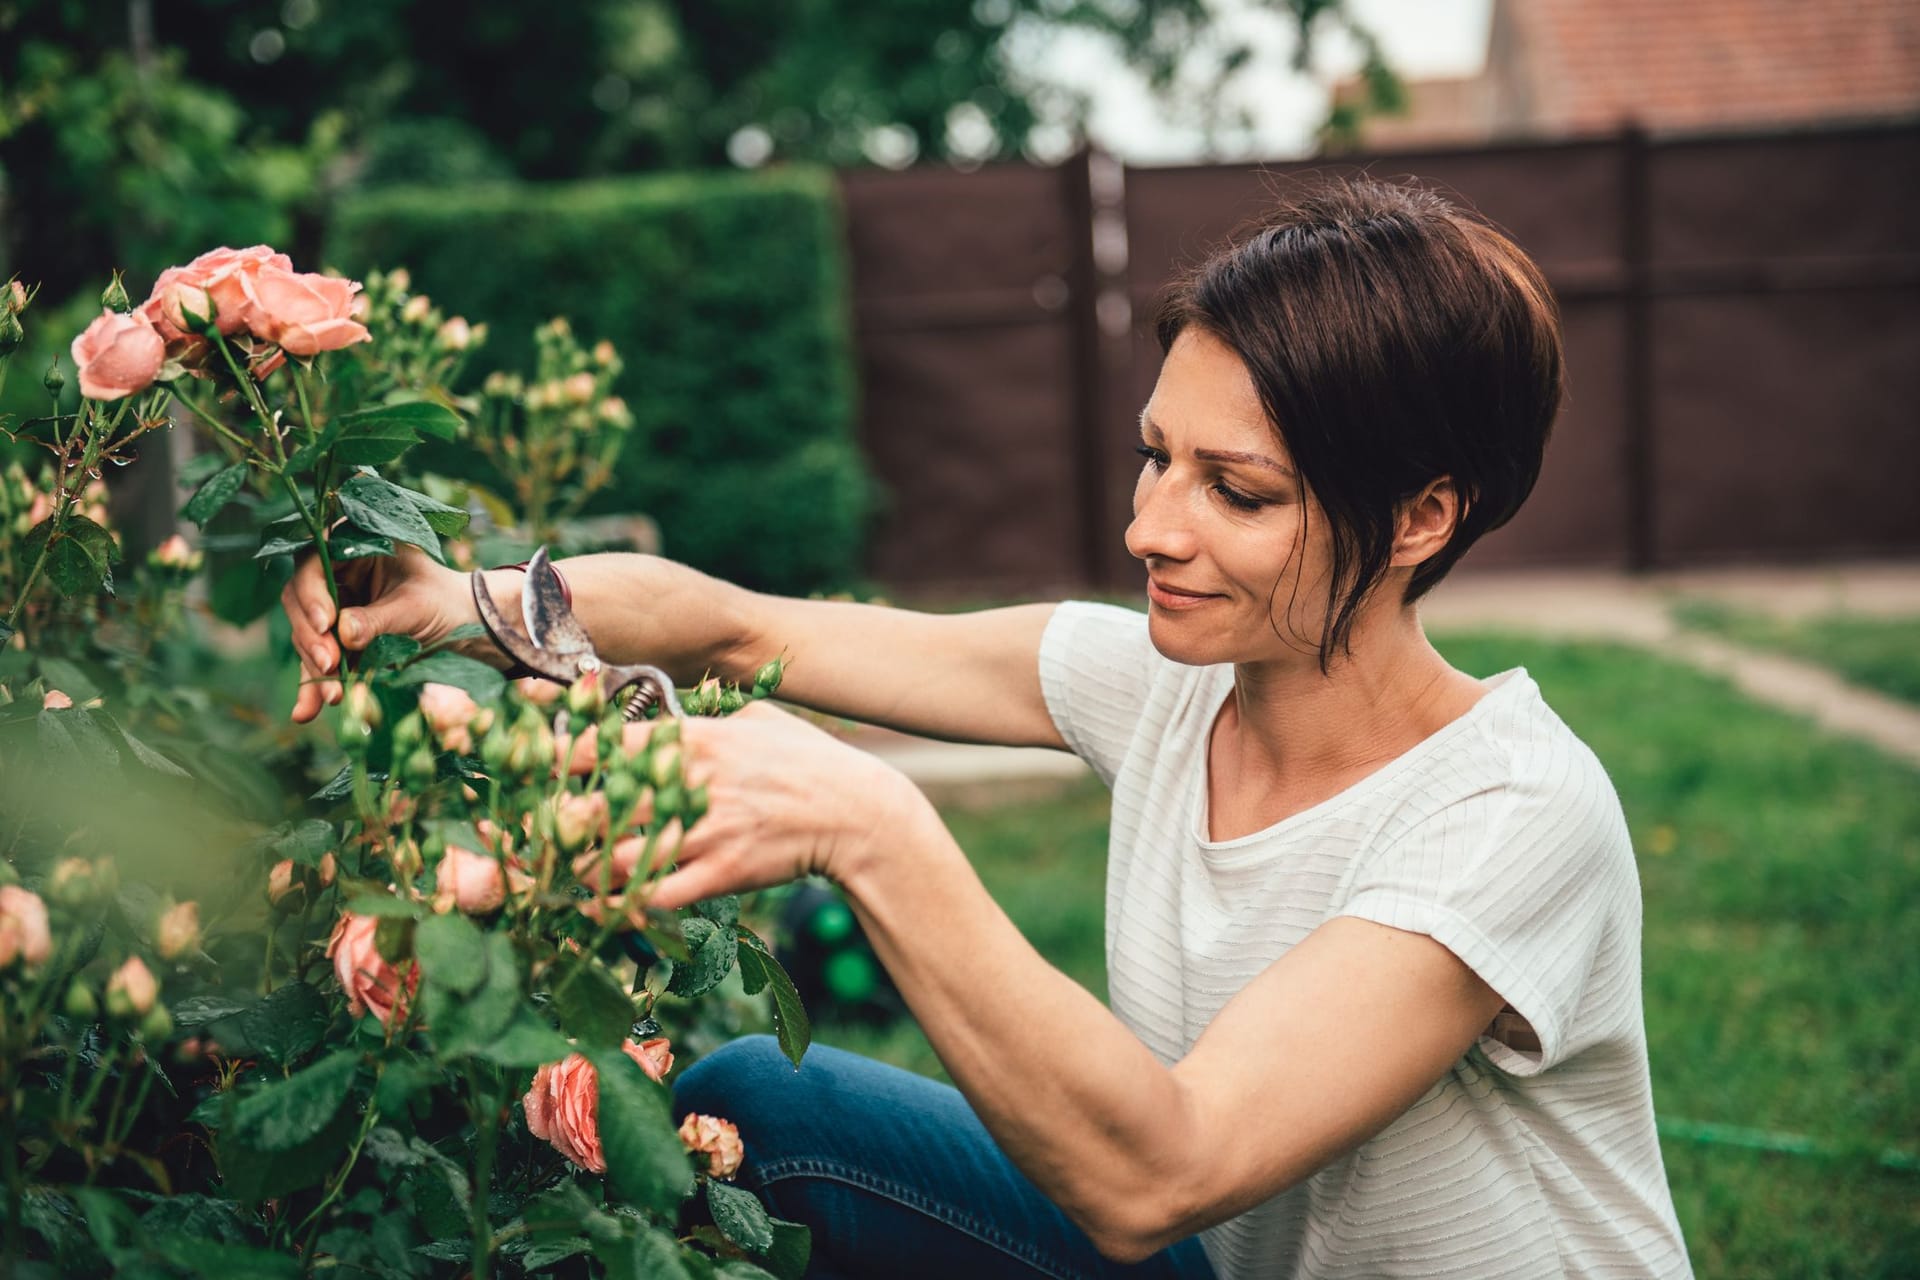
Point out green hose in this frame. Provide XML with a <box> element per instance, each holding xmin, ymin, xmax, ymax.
<box><xmin>1657</xmin><ymin>1118</ymin><xmax>1918</xmax><ymax>1173</ymax></box>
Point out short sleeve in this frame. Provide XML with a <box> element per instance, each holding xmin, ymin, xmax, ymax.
<box><xmin>1335</xmin><ymin>750</ymin><xmax>1640</xmax><ymax>1077</ymax></box>
<box><xmin>1037</xmin><ymin>601</ymin><xmax>1160</xmax><ymax>788</ymax></box>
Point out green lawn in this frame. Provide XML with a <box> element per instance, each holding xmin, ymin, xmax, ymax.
<box><xmin>812</xmin><ymin>634</ymin><xmax>1920</xmax><ymax>1279</ymax></box>
<box><xmin>1671</xmin><ymin>599</ymin><xmax>1920</xmax><ymax>708</ymax></box>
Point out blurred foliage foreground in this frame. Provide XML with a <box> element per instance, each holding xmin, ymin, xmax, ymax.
<box><xmin>0</xmin><ymin>246</ymin><xmax>818</xmax><ymax>1278</ymax></box>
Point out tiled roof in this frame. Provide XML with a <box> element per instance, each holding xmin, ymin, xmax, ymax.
<box><xmin>1510</xmin><ymin>0</ymin><xmax>1920</xmax><ymax>132</ymax></box>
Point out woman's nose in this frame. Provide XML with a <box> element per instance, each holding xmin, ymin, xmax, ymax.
<box><xmin>1124</xmin><ymin>469</ymin><xmax>1198</xmax><ymax>564</ymax></box>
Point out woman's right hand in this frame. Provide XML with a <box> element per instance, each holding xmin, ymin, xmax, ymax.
<box><xmin>283</xmin><ymin>543</ymin><xmax>484</xmax><ymax>723</ymax></box>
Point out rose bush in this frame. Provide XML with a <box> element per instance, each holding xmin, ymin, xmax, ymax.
<box><xmin>1</xmin><ymin>252</ymin><xmax>814</xmax><ymax>1278</ymax></box>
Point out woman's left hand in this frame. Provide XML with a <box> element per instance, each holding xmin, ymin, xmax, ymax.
<box><xmin>593</xmin><ymin>701</ymin><xmax>930</xmax><ymax>911</ymax></box>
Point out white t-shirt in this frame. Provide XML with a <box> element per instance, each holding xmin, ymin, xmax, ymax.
<box><xmin>1037</xmin><ymin>602</ymin><xmax>1692</xmax><ymax>1280</ymax></box>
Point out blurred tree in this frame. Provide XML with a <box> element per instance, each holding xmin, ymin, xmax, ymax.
<box><xmin>1</xmin><ymin>0</ymin><xmax>1395</xmax><ymax>287</ymax></box>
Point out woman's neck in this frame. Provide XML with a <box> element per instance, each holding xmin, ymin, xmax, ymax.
<box><xmin>1219</xmin><ymin>608</ymin><xmax>1483</xmax><ymax>789</ymax></box>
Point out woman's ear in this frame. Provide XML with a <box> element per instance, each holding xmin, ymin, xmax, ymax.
<box><xmin>1391</xmin><ymin>477</ymin><xmax>1462</xmax><ymax>569</ymax></box>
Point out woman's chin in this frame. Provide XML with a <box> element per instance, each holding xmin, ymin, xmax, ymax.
<box><xmin>1146</xmin><ymin>611</ymin><xmax>1231</xmax><ymax>667</ymax></box>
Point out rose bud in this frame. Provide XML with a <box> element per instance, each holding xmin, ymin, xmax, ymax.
<box><xmin>647</xmin><ymin>743</ymin><xmax>681</xmax><ymax>790</ymax></box>
<box><xmin>563</xmin><ymin>371</ymin><xmax>596</xmax><ymax>405</ymax></box>
<box><xmin>154</xmin><ymin>901</ymin><xmax>201</xmax><ymax>960</ymax></box>
<box><xmin>553</xmin><ymin>791</ymin><xmax>610</xmax><ymax>854</ymax></box>
<box><xmin>139</xmin><ymin>1003</ymin><xmax>174</xmax><ymax>1042</ymax></box>
<box><xmin>148</xmin><ymin>533</ymin><xmax>203</xmax><ymax>572</ymax></box>
<box><xmin>567</xmin><ymin>669</ymin><xmax>605</xmax><ymax>720</ymax></box>
<box><xmin>752</xmin><ymin>656</ymin><xmax>785</xmax><ymax>698</ymax></box>
<box><xmin>327</xmin><ymin>912</ymin><xmax>419</xmax><ymax>1026</ymax></box>
<box><xmin>418</xmin><ymin>682</ymin><xmax>481</xmax><ymax>754</ymax></box>
<box><xmin>101</xmin><ymin>271</ymin><xmax>131</xmax><ymax>312</ymax></box>
<box><xmin>389</xmin><ymin>838</ymin><xmax>425</xmax><ymax>881</ymax></box>
<box><xmin>678</xmin><ymin>1113</ymin><xmax>745</xmax><ymax>1178</ymax></box>
<box><xmin>318</xmin><ymin>851</ymin><xmax>338</xmax><ymax>888</ymax></box>
<box><xmin>592</xmin><ymin>340</ymin><xmax>616</xmax><ymax>366</ymax></box>
<box><xmin>3</xmin><ymin>279</ymin><xmax>26</xmax><ymax>314</ymax></box>
<box><xmin>596</xmin><ymin>396</ymin><xmax>632</xmax><ymax>430</ymax></box>
<box><xmin>342</xmin><ymin>682</ymin><xmax>382</xmax><ymax>740</ymax></box>
<box><xmin>515</xmin><ymin>677</ymin><xmax>564</xmax><ymax>707</ymax></box>
<box><xmin>267</xmin><ymin>859</ymin><xmax>306</xmax><ymax>911</ymax></box>
<box><xmin>505</xmin><ymin>706</ymin><xmax>556</xmax><ymax>775</ymax></box>
<box><xmin>106</xmin><ymin>956</ymin><xmax>160</xmax><ymax>1019</ymax></box>
<box><xmin>42</xmin><ymin>688</ymin><xmax>73</xmax><ymax>711</ymax></box>
<box><xmin>401</xmin><ymin>294</ymin><xmax>432</xmax><ymax>324</ymax></box>
<box><xmin>436</xmin><ymin>317</ymin><xmax>473</xmax><ymax>351</ymax></box>
<box><xmin>431</xmin><ymin>845</ymin><xmax>506</xmax><ymax>915</ymax></box>
<box><xmin>42</xmin><ymin>361</ymin><xmax>65</xmax><ymax>397</ymax></box>
<box><xmin>63</xmin><ymin>981</ymin><xmax>99</xmax><ymax>1021</ymax></box>
<box><xmin>0</xmin><ymin>308</ymin><xmax>23</xmax><ymax>358</ymax></box>
<box><xmin>387</xmin><ymin>267</ymin><xmax>411</xmax><ymax>294</ymax></box>
<box><xmin>524</xmin><ymin>1037</ymin><xmax>674</xmax><ymax>1172</ymax></box>
<box><xmin>48</xmin><ymin>857</ymin><xmax>98</xmax><ymax>906</ymax></box>
<box><xmin>402</xmin><ymin>745</ymin><xmax>438</xmax><ymax>788</ymax></box>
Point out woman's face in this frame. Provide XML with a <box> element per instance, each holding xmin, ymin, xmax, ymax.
<box><xmin>1125</xmin><ymin>328</ymin><xmax>1337</xmax><ymax>669</ymax></box>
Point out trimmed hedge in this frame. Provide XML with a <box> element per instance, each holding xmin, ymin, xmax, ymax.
<box><xmin>328</xmin><ymin>167</ymin><xmax>870</xmax><ymax>593</ymax></box>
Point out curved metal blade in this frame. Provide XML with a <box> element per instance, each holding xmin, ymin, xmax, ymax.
<box><xmin>520</xmin><ymin>546</ymin><xmax>597</xmax><ymax>663</ymax></box>
<box><xmin>472</xmin><ymin>568</ymin><xmax>578</xmax><ymax>683</ymax></box>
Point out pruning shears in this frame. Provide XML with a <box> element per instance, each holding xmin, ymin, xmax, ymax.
<box><xmin>470</xmin><ymin>546</ymin><xmax>683</xmax><ymax>722</ymax></box>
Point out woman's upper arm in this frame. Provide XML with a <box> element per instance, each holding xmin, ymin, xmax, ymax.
<box><xmin>1157</xmin><ymin>917</ymin><xmax>1506</xmax><ymax>1242</ymax></box>
<box><xmin>742</xmin><ymin>595</ymin><xmax>1067</xmax><ymax>749</ymax></box>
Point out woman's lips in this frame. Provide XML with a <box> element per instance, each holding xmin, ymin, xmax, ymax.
<box><xmin>1147</xmin><ymin>579</ymin><xmax>1219</xmax><ymax>610</ymax></box>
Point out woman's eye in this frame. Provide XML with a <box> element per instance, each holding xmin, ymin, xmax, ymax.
<box><xmin>1134</xmin><ymin>444</ymin><xmax>1168</xmax><ymax>471</ymax></box>
<box><xmin>1212</xmin><ymin>482</ymin><xmax>1265</xmax><ymax>512</ymax></box>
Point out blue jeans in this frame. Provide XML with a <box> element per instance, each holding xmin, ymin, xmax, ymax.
<box><xmin>673</xmin><ymin>1036</ymin><xmax>1219</xmax><ymax>1280</ymax></box>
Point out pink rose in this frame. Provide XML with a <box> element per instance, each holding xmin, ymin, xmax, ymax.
<box><xmin>0</xmin><ymin>886</ymin><xmax>52</xmax><ymax>969</ymax></box>
<box><xmin>145</xmin><ymin>246</ymin><xmax>292</xmax><ymax>340</ymax></box>
<box><xmin>515</xmin><ymin>677</ymin><xmax>565</xmax><ymax>707</ymax></box>
<box><xmin>69</xmin><ymin>309</ymin><xmax>166</xmax><ymax>400</ymax></box>
<box><xmin>267</xmin><ymin>858</ymin><xmax>304</xmax><ymax>908</ymax></box>
<box><xmin>524</xmin><ymin>1037</ymin><xmax>674</xmax><ymax>1172</ymax></box>
<box><xmin>242</xmin><ymin>266</ymin><xmax>371</xmax><ymax>356</ymax></box>
<box><xmin>155</xmin><ymin>901</ymin><xmax>201</xmax><ymax>960</ymax></box>
<box><xmin>150</xmin><ymin>534</ymin><xmax>202</xmax><ymax>571</ymax></box>
<box><xmin>42</xmin><ymin>689</ymin><xmax>73</xmax><ymax>710</ymax></box>
<box><xmin>26</xmin><ymin>491</ymin><xmax>54</xmax><ymax>527</ymax></box>
<box><xmin>677</xmin><ymin>1113</ymin><xmax>744</xmax><ymax>1178</ymax></box>
<box><xmin>419</xmin><ymin>682</ymin><xmax>487</xmax><ymax>755</ymax></box>
<box><xmin>326</xmin><ymin>912</ymin><xmax>419</xmax><ymax>1026</ymax></box>
<box><xmin>432</xmin><ymin>844</ymin><xmax>506</xmax><ymax>915</ymax></box>
<box><xmin>107</xmin><ymin>955</ymin><xmax>159</xmax><ymax>1016</ymax></box>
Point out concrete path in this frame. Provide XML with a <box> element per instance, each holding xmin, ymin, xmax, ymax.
<box><xmin>849</xmin><ymin>561</ymin><xmax>1920</xmax><ymax>784</ymax></box>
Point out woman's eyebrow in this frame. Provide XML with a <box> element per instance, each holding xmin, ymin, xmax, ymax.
<box><xmin>1139</xmin><ymin>411</ymin><xmax>1295</xmax><ymax>479</ymax></box>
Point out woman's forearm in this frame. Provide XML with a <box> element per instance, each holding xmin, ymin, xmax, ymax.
<box><xmin>835</xmin><ymin>799</ymin><xmax>1197</xmax><ymax>1258</ymax></box>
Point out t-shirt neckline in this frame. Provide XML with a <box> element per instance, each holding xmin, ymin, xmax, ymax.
<box><xmin>1190</xmin><ymin>667</ymin><xmax>1532</xmax><ymax>855</ymax></box>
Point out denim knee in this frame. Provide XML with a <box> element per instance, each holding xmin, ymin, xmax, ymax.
<box><xmin>672</xmin><ymin>1034</ymin><xmax>793</xmax><ymax>1127</ymax></box>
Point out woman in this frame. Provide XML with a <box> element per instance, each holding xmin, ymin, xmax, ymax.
<box><xmin>284</xmin><ymin>179</ymin><xmax>1691</xmax><ymax>1278</ymax></box>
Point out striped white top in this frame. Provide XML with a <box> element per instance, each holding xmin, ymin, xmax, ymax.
<box><xmin>1038</xmin><ymin>602</ymin><xmax>1692</xmax><ymax>1280</ymax></box>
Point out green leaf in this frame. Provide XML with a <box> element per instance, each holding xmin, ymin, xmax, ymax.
<box><xmin>344</xmin><ymin>894</ymin><xmax>424</xmax><ymax>919</ymax></box>
<box><xmin>225</xmin><ymin>1050</ymin><xmax>358</xmax><ymax>1152</ymax></box>
<box><xmin>0</xmin><ymin>619</ymin><xmax>12</xmax><ymax>645</ymax></box>
<box><xmin>331</xmin><ymin>420</ymin><xmax>416</xmax><ymax>468</ymax></box>
<box><xmin>736</xmin><ymin>929</ymin><xmax>810</xmax><ymax>1066</ymax></box>
<box><xmin>273</xmin><ymin>819</ymin><xmax>336</xmax><ymax>867</ymax></box>
<box><xmin>475</xmin><ymin>1002</ymin><xmax>573</xmax><ymax>1068</ymax></box>
<box><xmin>524</xmin><ymin>1238</ymin><xmax>596</xmax><ymax>1272</ymax></box>
<box><xmin>254</xmin><ymin>533</ymin><xmax>313</xmax><ymax>560</ymax></box>
<box><xmin>552</xmin><ymin>961</ymin><xmax>637</xmax><ymax>1048</ymax></box>
<box><xmin>693</xmin><ymin>894</ymin><xmax>740</xmax><ymax>930</ymax></box>
<box><xmin>112</xmin><ymin>720</ymin><xmax>191</xmax><ymax>778</ymax></box>
<box><xmin>760</xmin><ymin>1219</ymin><xmax>811</xmax><ymax>1280</ymax></box>
<box><xmin>592</xmin><ymin>1050</ymin><xmax>696</xmax><ymax>1217</ymax></box>
<box><xmin>335</xmin><ymin>400</ymin><xmax>462</xmax><ymax>445</ymax></box>
<box><xmin>392</xmin><ymin>650</ymin><xmax>505</xmax><ymax>702</ymax></box>
<box><xmin>440</xmin><ymin>621</ymin><xmax>489</xmax><ymax>646</ymax></box>
<box><xmin>396</xmin><ymin>487</ymin><xmax>471</xmax><ymax>537</ymax></box>
<box><xmin>182</xmin><ymin>462</ymin><xmax>250</xmax><ymax>525</ymax></box>
<box><xmin>330</xmin><ymin>527</ymin><xmax>396</xmax><ymax>560</ymax></box>
<box><xmin>36</xmin><ymin>655</ymin><xmax>100</xmax><ymax>701</ymax></box>
<box><xmin>598</xmin><ymin>1226</ymin><xmax>695</xmax><ymax>1280</ymax></box>
<box><xmin>363</xmin><ymin>634</ymin><xmax>423</xmax><ymax>669</ymax></box>
<box><xmin>425</xmin><ymin>932</ymin><xmax>522</xmax><ymax>1060</ymax></box>
<box><xmin>226</xmin><ymin>981</ymin><xmax>330</xmax><ymax>1065</ymax></box>
<box><xmin>283</xmin><ymin>419</ymin><xmax>344</xmax><ymax>473</ymax></box>
<box><xmin>666</xmin><ymin>916</ymin><xmax>736</xmax><ymax>999</ymax></box>
<box><xmin>172</xmin><ymin>993</ymin><xmax>253</xmax><ymax>1030</ymax></box>
<box><xmin>336</xmin><ymin>474</ymin><xmax>444</xmax><ymax>564</ymax></box>
<box><xmin>38</xmin><ymin>706</ymin><xmax>120</xmax><ymax>771</ymax></box>
<box><xmin>706</xmin><ymin>1180</ymin><xmax>775</xmax><ymax>1255</ymax></box>
<box><xmin>41</xmin><ymin>515</ymin><xmax>117</xmax><ymax>597</ymax></box>
<box><xmin>414</xmin><ymin>913</ymin><xmax>488</xmax><ymax>995</ymax></box>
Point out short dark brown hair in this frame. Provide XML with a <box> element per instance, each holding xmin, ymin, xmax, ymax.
<box><xmin>1156</xmin><ymin>176</ymin><xmax>1564</xmax><ymax>667</ymax></box>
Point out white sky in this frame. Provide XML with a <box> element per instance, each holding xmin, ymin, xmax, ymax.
<box><xmin>1008</xmin><ymin>0</ymin><xmax>1494</xmax><ymax>164</ymax></box>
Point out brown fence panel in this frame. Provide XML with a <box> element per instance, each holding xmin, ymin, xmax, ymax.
<box><xmin>841</xmin><ymin>121</ymin><xmax>1920</xmax><ymax>594</ymax></box>
<box><xmin>839</xmin><ymin>159</ymin><xmax>1097</xmax><ymax>595</ymax></box>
